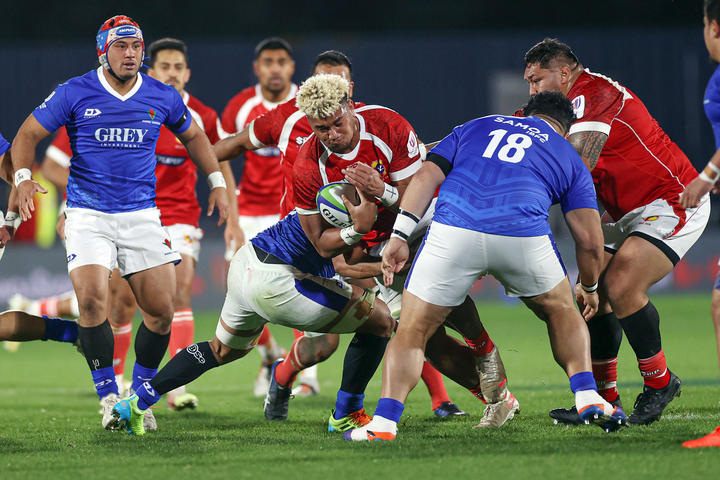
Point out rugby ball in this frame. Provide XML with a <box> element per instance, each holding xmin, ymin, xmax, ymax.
<box><xmin>316</xmin><ymin>182</ymin><xmax>360</xmax><ymax>228</ymax></box>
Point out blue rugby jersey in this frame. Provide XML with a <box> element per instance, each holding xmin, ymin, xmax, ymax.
<box><xmin>32</xmin><ymin>67</ymin><xmax>192</xmax><ymax>213</ymax></box>
<box><xmin>0</xmin><ymin>131</ymin><xmax>9</xmax><ymax>157</ymax></box>
<box><xmin>429</xmin><ymin>115</ymin><xmax>597</xmax><ymax>237</ymax></box>
<box><xmin>704</xmin><ymin>63</ymin><xmax>720</xmax><ymax>150</ymax></box>
<box><xmin>250</xmin><ymin>212</ymin><xmax>335</xmax><ymax>278</ymax></box>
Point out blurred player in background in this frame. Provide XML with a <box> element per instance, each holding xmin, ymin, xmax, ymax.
<box><xmin>216</xmin><ymin>54</ymin><xmax>481</xmax><ymax>420</ymax></box>
<box><xmin>346</xmin><ymin>92</ymin><xmax>626</xmax><ymax>441</ymax></box>
<box><xmin>679</xmin><ymin>0</ymin><xmax>720</xmax><ymax>449</ymax></box>
<box><xmin>522</xmin><ymin>38</ymin><xmax>708</xmax><ymax>426</ymax></box>
<box><xmin>11</xmin><ymin>15</ymin><xmax>228</xmax><ymax>430</ymax></box>
<box><xmin>220</xmin><ymin>37</ymin><xmax>296</xmax><ymax>397</ymax></box>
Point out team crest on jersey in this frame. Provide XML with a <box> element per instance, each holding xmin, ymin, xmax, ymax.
<box><xmin>407</xmin><ymin>131</ymin><xmax>419</xmax><ymax>157</ymax></box>
<box><xmin>571</xmin><ymin>95</ymin><xmax>585</xmax><ymax>119</ymax></box>
<box><xmin>372</xmin><ymin>160</ymin><xmax>386</xmax><ymax>175</ymax></box>
<box><xmin>148</xmin><ymin>108</ymin><xmax>156</xmax><ymax>120</ymax></box>
<box><xmin>163</xmin><ymin>238</ymin><xmax>172</xmax><ymax>249</ymax></box>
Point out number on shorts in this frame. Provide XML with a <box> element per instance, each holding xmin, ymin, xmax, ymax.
<box><xmin>482</xmin><ymin>129</ymin><xmax>532</xmax><ymax>163</ymax></box>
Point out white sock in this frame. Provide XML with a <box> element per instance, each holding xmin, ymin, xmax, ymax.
<box><xmin>366</xmin><ymin>415</ymin><xmax>398</xmax><ymax>434</ymax></box>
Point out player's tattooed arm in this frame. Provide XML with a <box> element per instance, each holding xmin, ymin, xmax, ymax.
<box><xmin>568</xmin><ymin>131</ymin><xmax>608</xmax><ymax>171</ymax></box>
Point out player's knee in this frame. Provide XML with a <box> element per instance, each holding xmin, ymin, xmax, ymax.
<box><xmin>76</xmin><ymin>294</ymin><xmax>107</xmax><ymax>321</ymax></box>
<box><xmin>209</xmin><ymin>336</ymin><xmax>250</xmax><ymax>365</ymax></box>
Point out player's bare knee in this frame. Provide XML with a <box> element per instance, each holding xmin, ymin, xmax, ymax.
<box><xmin>209</xmin><ymin>336</ymin><xmax>249</xmax><ymax>365</ymax></box>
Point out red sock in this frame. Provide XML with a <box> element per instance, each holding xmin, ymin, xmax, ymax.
<box><xmin>464</xmin><ymin>330</ymin><xmax>495</xmax><ymax>356</ymax></box>
<box><xmin>111</xmin><ymin>323</ymin><xmax>132</xmax><ymax>377</ymax></box>
<box><xmin>274</xmin><ymin>336</ymin><xmax>306</xmax><ymax>387</ymax></box>
<box><xmin>168</xmin><ymin>309</ymin><xmax>194</xmax><ymax>358</ymax></box>
<box><xmin>39</xmin><ymin>298</ymin><xmax>59</xmax><ymax>317</ymax></box>
<box><xmin>592</xmin><ymin>357</ymin><xmax>619</xmax><ymax>402</ymax></box>
<box><xmin>256</xmin><ymin>325</ymin><xmax>271</xmax><ymax>347</ymax></box>
<box><xmin>421</xmin><ymin>361</ymin><xmax>451</xmax><ymax>410</ymax></box>
<box><xmin>638</xmin><ymin>350</ymin><xmax>670</xmax><ymax>389</ymax></box>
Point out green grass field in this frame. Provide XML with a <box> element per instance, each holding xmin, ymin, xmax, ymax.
<box><xmin>1</xmin><ymin>294</ymin><xmax>719</xmax><ymax>479</ymax></box>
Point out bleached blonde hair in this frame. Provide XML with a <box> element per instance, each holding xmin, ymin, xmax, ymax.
<box><xmin>296</xmin><ymin>73</ymin><xmax>350</xmax><ymax>119</ymax></box>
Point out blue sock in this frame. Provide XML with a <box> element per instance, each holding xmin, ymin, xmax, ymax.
<box><xmin>569</xmin><ymin>371</ymin><xmax>597</xmax><ymax>393</ymax></box>
<box><xmin>334</xmin><ymin>389</ymin><xmax>365</xmax><ymax>419</ymax></box>
<box><xmin>131</xmin><ymin>362</ymin><xmax>158</xmax><ymax>393</ymax></box>
<box><xmin>374</xmin><ymin>397</ymin><xmax>405</xmax><ymax>423</ymax></box>
<box><xmin>135</xmin><ymin>381</ymin><xmax>161</xmax><ymax>410</ymax></box>
<box><xmin>42</xmin><ymin>316</ymin><xmax>78</xmax><ymax>343</ymax></box>
<box><xmin>91</xmin><ymin>366</ymin><xmax>119</xmax><ymax>399</ymax></box>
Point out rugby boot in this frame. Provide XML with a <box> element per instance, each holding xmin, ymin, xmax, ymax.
<box><xmin>328</xmin><ymin>408</ymin><xmax>372</xmax><ymax>432</ymax></box>
<box><xmin>627</xmin><ymin>370</ymin><xmax>681</xmax><ymax>425</ymax></box>
<box><xmin>264</xmin><ymin>359</ymin><xmax>291</xmax><ymax>420</ymax></box>
<box><xmin>474</xmin><ymin>392</ymin><xmax>519</xmax><ymax>428</ymax></box>
<box><xmin>682</xmin><ymin>427</ymin><xmax>720</xmax><ymax>448</ymax></box>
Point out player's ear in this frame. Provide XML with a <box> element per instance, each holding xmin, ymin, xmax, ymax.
<box><xmin>185</xmin><ymin>68</ymin><xmax>191</xmax><ymax>84</ymax></box>
<box><xmin>712</xmin><ymin>19</ymin><xmax>720</xmax><ymax>38</ymax></box>
<box><xmin>348</xmin><ymin>81</ymin><xmax>355</xmax><ymax>98</ymax></box>
<box><xmin>252</xmin><ymin>60</ymin><xmax>259</xmax><ymax>77</ymax></box>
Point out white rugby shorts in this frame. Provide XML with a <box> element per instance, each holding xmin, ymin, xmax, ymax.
<box><xmin>238</xmin><ymin>214</ymin><xmax>281</xmax><ymax>242</ymax></box>
<box><xmin>602</xmin><ymin>196</ymin><xmax>710</xmax><ymax>265</ymax></box>
<box><xmin>164</xmin><ymin>223</ymin><xmax>203</xmax><ymax>262</ymax></box>
<box><xmin>64</xmin><ymin>207</ymin><xmax>181</xmax><ymax>276</ymax></box>
<box><xmin>406</xmin><ymin>221</ymin><xmax>567</xmax><ymax>306</ymax></box>
<box><xmin>218</xmin><ymin>243</ymin><xmax>361</xmax><ymax>346</ymax></box>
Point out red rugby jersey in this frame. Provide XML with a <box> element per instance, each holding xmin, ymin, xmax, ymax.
<box><xmin>293</xmin><ymin>105</ymin><xmax>422</xmax><ymax>248</ymax></box>
<box><xmin>567</xmin><ymin>69</ymin><xmax>697</xmax><ymax>220</ymax></box>
<box><xmin>221</xmin><ymin>84</ymin><xmax>297</xmax><ymax>216</ymax></box>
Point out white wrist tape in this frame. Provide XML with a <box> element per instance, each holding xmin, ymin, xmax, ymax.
<box><xmin>419</xmin><ymin>143</ymin><xmax>427</xmax><ymax>161</ymax></box>
<box><xmin>707</xmin><ymin>161</ymin><xmax>720</xmax><ymax>176</ymax></box>
<box><xmin>14</xmin><ymin>168</ymin><xmax>32</xmax><ymax>187</ymax></box>
<box><xmin>580</xmin><ymin>281</ymin><xmax>599</xmax><ymax>293</ymax></box>
<box><xmin>377</xmin><ymin>182</ymin><xmax>399</xmax><ymax>207</ymax></box>
<box><xmin>207</xmin><ymin>171</ymin><xmax>227</xmax><ymax>190</ymax></box>
<box><xmin>340</xmin><ymin>226</ymin><xmax>364</xmax><ymax>245</ymax></box>
<box><xmin>699</xmin><ymin>171</ymin><xmax>716</xmax><ymax>184</ymax></box>
<box><xmin>391</xmin><ymin>209</ymin><xmax>419</xmax><ymax>241</ymax></box>
<box><xmin>4</xmin><ymin>211</ymin><xmax>21</xmax><ymax>229</ymax></box>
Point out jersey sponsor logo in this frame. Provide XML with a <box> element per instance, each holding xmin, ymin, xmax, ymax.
<box><xmin>295</xmin><ymin>135</ymin><xmax>310</xmax><ymax>145</ymax></box>
<box><xmin>94</xmin><ymin>127</ymin><xmax>149</xmax><ymax>147</ymax></box>
<box><xmin>407</xmin><ymin>131</ymin><xmax>419</xmax><ymax>157</ymax></box>
<box><xmin>84</xmin><ymin>108</ymin><xmax>102</xmax><ymax>118</ymax></box>
<box><xmin>572</xmin><ymin>95</ymin><xmax>586</xmax><ymax>119</ymax></box>
<box><xmin>492</xmin><ymin>117</ymin><xmax>549</xmax><ymax>143</ymax></box>
<box><xmin>155</xmin><ymin>154</ymin><xmax>186</xmax><ymax>166</ymax></box>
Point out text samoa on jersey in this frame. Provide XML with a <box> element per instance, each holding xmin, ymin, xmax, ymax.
<box><xmin>493</xmin><ymin>117</ymin><xmax>550</xmax><ymax>143</ymax></box>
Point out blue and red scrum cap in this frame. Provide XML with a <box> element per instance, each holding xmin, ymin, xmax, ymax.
<box><xmin>96</xmin><ymin>15</ymin><xmax>144</xmax><ymax>58</ymax></box>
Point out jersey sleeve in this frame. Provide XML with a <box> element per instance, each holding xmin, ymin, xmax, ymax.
<box><xmin>0</xmin><ymin>131</ymin><xmax>9</xmax><ymax>157</ymax></box>
<box><xmin>559</xmin><ymin>147</ymin><xmax>598</xmax><ymax>213</ymax></box>
<box><xmin>45</xmin><ymin>126</ymin><xmax>72</xmax><ymax>168</ymax></box>
<box><xmin>568</xmin><ymin>82</ymin><xmax>623</xmax><ymax>137</ymax></box>
<box><xmin>221</xmin><ymin>96</ymin><xmax>240</xmax><ymax>137</ymax></box>
<box><xmin>249</xmin><ymin>100</ymin><xmax>293</xmax><ymax>149</ymax></box>
<box><xmin>385</xmin><ymin>112</ymin><xmax>423</xmax><ymax>183</ymax></box>
<box><xmin>292</xmin><ymin>142</ymin><xmax>323</xmax><ymax>214</ymax></box>
<box><xmin>32</xmin><ymin>83</ymin><xmax>72</xmax><ymax>133</ymax></box>
<box><xmin>428</xmin><ymin>126</ymin><xmax>461</xmax><ymax>167</ymax></box>
<box><xmin>165</xmin><ymin>89</ymin><xmax>192</xmax><ymax>134</ymax></box>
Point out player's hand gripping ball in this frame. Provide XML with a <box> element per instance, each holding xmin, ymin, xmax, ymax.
<box><xmin>316</xmin><ymin>182</ymin><xmax>360</xmax><ymax>228</ymax></box>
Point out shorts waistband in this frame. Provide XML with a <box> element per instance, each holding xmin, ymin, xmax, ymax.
<box><xmin>252</xmin><ymin>243</ymin><xmax>286</xmax><ymax>265</ymax></box>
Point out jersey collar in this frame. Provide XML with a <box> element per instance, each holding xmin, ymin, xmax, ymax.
<box><xmin>96</xmin><ymin>66</ymin><xmax>143</xmax><ymax>102</ymax></box>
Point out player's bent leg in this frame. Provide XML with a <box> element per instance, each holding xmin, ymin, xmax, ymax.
<box><xmin>126</xmin><ymin>263</ymin><xmax>175</xmax><ymax>396</ymax></box>
<box><xmin>108</xmin><ymin>271</ymin><xmax>135</xmax><ymax>395</ymax></box>
<box><xmin>522</xmin><ymin>278</ymin><xmax>626</xmax><ymax>432</ymax></box>
<box><xmin>273</xmin><ymin>333</ymin><xmax>339</xmax><ymax>390</ymax></box>
<box><xmin>345</xmin><ymin>292</ymin><xmax>451</xmax><ymax>442</ymax></box>
<box><xmin>604</xmin><ymin>236</ymin><xmax>680</xmax><ymax>425</ymax></box>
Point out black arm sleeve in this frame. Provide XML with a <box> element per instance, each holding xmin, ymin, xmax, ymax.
<box><xmin>426</xmin><ymin>152</ymin><xmax>452</xmax><ymax>177</ymax></box>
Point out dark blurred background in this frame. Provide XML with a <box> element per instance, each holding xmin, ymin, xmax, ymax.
<box><xmin>0</xmin><ymin>0</ymin><xmax>712</xmax><ymax>236</ymax></box>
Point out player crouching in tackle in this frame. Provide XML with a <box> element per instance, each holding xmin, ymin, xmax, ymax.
<box><xmin>346</xmin><ymin>92</ymin><xmax>627</xmax><ymax>442</ymax></box>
